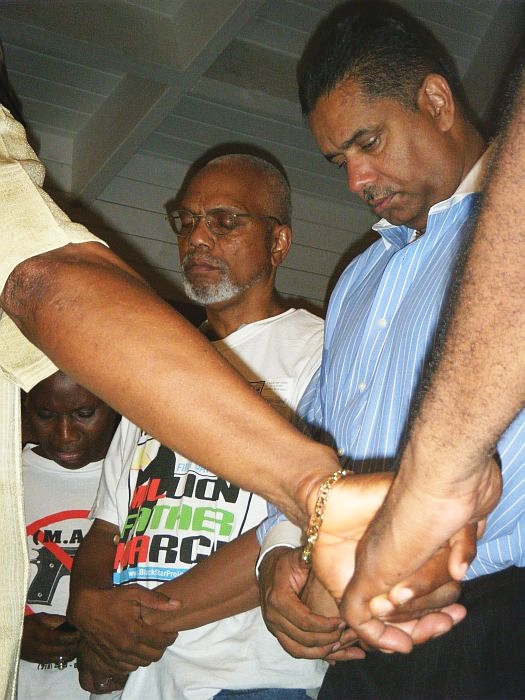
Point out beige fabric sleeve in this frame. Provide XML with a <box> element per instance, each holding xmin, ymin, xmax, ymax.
<box><xmin>0</xmin><ymin>105</ymin><xmax>106</xmax><ymax>392</ymax></box>
<box><xmin>0</xmin><ymin>105</ymin><xmax>105</xmax><ymax>699</ymax></box>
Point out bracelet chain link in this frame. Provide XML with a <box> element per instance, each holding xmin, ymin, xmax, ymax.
<box><xmin>302</xmin><ymin>467</ymin><xmax>352</xmax><ymax>567</ymax></box>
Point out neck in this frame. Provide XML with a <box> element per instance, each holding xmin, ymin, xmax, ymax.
<box><xmin>205</xmin><ymin>291</ymin><xmax>286</xmax><ymax>340</ymax></box>
<box><xmin>414</xmin><ymin>127</ymin><xmax>486</xmax><ymax>233</ymax></box>
<box><xmin>455</xmin><ymin>119</ymin><xmax>486</xmax><ymax>186</ymax></box>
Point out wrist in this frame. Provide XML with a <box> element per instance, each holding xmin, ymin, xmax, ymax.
<box><xmin>302</xmin><ymin>468</ymin><xmax>353</xmax><ymax>566</ymax></box>
<box><xmin>294</xmin><ymin>448</ymin><xmax>341</xmax><ymax>528</ymax></box>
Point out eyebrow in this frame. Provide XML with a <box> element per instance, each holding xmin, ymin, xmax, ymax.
<box><xmin>323</xmin><ymin>127</ymin><xmax>374</xmax><ymax>162</ymax></box>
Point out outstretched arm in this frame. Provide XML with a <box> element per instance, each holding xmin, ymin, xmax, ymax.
<box><xmin>338</xmin><ymin>64</ymin><xmax>525</xmax><ymax>648</ymax></box>
<box><xmin>2</xmin><ymin>242</ymin><xmax>339</xmax><ymax>527</ymax></box>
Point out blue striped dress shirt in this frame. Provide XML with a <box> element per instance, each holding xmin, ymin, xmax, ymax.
<box><xmin>259</xmin><ymin>161</ymin><xmax>525</xmax><ymax>579</ymax></box>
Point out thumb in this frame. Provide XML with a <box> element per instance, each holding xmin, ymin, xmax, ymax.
<box><xmin>137</xmin><ymin>588</ymin><xmax>181</xmax><ymax>612</ymax></box>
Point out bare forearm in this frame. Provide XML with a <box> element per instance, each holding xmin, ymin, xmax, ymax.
<box><xmin>68</xmin><ymin>519</ymin><xmax>118</xmax><ymax>623</ymax></box>
<box><xmin>153</xmin><ymin>529</ymin><xmax>260</xmax><ymax>630</ymax></box>
<box><xmin>2</xmin><ymin>243</ymin><xmax>338</xmax><ymax>526</ymax></box>
<box><xmin>406</xmin><ymin>68</ymin><xmax>525</xmax><ymax>494</ymax></box>
<box><xmin>387</xmin><ymin>69</ymin><xmax>525</xmax><ymax>546</ymax></box>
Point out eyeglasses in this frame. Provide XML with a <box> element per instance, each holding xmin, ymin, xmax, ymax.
<box><xmin>166</xmin><ymin>207</ymin><xmax>282</xmax><ymax>239</ymax></box>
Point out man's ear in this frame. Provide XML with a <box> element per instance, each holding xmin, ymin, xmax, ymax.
<box><xmin>270</xmin><ymin>224</ymin><xmax>292</xmax><ymax>267</ymax></box>
<box><xmin>418</xmin><ymin>73</ymin><xmax>455</xmax><ymax>132</ymax></box>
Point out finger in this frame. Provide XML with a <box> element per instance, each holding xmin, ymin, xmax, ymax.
<box><xmin>272</xmin><ymin>630</ymin><xmax>340</xmax><ymax>660</ymax></box>
<box><xmin>339</xmin><ymin>609</ymin><xmax>415</xmax><ymax>655</ymax></box>
<box><xmin>139</xmin><ymin>594</ymin><xmax>181</xmax><ymax>615</ymax></box>
<box><xmin>326</xmin><ymin>628</ymin><xmax>366</xmax><ymax>662</ymax></box>
<box><xmin>388</xmin><ymin>549</ymin><xmax>453</xmax><ymax>606</ymax></box>
<box><xmin>476</xmin><ymin>518</ymin><xmax>486</xmax><ymax>538</ymax></box>
<box><xmin>400</xmin><ymin>611</ymin><xmax>455</xmax><ymax>645</ymax></box>
<box><xmin>448</xmin><ymin>523</ymin><xmax>477</xmax><ymax>581</ymax></box>
<box><xmin>374</xmin><ymin>581</ymin><xmax>461</xmax><ymax>621</ymax></box>
<box><xmin>439</xmin><ymin>602</ymin><xmax>467</xmax><ymax>626</ymax></box>
<box><xmin>55</xmin><ymin>639</ymin><xmax>80</xmax><ymax>660</ymax></box>
<box><xmin>338</xmin><ymin>626</ymin><xmax>359</xmax><ymax>646</ymax></box>
<box><xmin>79</xmin><ymin>642</ymin><xmax>137</xmax><ymax>678</ymax></box>
<box><xmin>324</xmin><ymin>645</ymin><xmax>367</xmax><ymax>662</ymax></box>
<box><xmin>90</xmin><ymin>675</ymin><xmax>127</xmax><ymax>694</ymax></box>
<box><xmin>267</xmin><ymin>611</ymin><xmax>342</xmax><ymax>648</ymax></box>
<box><xmin>102</xmin><ymin>644</ymin><xmax>163</xmax><ymax>669</ymax></box>
<box><xmin>129</xmin><ymin>620</ymin><xmax>179</xmax><ymax>649</ymax></box>
<box><xmin>54</xmin><ymin>630</ymin><xmax>81</xmax><ymax>646</ymax></box>
<box><xmin>264</xmin><ymin>588</ymin><xmax>341</xmax><ymax>638</ymax></box>
<box><xmin>386</xmin><ymin>603</ymin><xmax>466</xmax><ymax>646</ymax></box>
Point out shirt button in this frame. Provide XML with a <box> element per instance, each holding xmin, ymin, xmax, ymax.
<box><xmin>378</xmin><ymin>317</ymin><xmax>387</xmax><ymax>328</ymax></box>
<box><xmin>358</xmin><ymin>381</ymin><xmax>367</xmax><ymax>392</ymax></box>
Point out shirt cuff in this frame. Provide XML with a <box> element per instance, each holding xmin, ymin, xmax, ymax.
<box><xmin>256</xmin><ymin>520</ymin><xmax>303</xmax><ymax>577</ymax></box>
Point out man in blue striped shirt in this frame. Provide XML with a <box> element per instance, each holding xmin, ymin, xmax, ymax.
<box><xmin>259</xmin><ymin>5</ymin><xmax>525</xmax><ymax>699</ymax></box>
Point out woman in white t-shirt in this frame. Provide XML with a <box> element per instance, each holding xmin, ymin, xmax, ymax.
<box><xmin>18</xmin><ymin>370</ymin><xmax>119</xmax><ymax>700</ymax></box>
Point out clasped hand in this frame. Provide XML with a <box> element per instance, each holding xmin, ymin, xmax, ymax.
<box><xmin>260</xmin><ymin>472</ymin><xmax>478</xmax><ymax>660</ymax></box>
<box><xmin>70</xmin><ymin>583</ymin><xmax>181</xmax><ymax>692</ymax></box>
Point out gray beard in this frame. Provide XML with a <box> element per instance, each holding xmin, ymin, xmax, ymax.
<box><xmin>182</xmin><ymin>274</ymin><xmax>243</xmax><ymax>305</ymax></box>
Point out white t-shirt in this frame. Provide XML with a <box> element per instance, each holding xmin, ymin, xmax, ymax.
<box><xmin>18</xmin><ymin>446</ymin><xmax>103</xmax><ymax>700</ymax></box>
<box><xmin>93</xmin><ymin>309</ymin><xmax>327</xmax><ymax>700</ymax></box>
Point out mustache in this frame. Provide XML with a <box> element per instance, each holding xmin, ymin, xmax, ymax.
<box><xmin>181</xmin><ymin>252</ymin><xmax>228</xmax><ymax>273</ymax></box>
<box><xmin>362</xmin><ymin>186</ymin><xmax>396</xmax><ymax>203</ymax></box>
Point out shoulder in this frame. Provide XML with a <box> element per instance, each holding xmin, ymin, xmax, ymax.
<box><xmin>279</xmin><ymin>308</ymin><xmax>324</xmax><ymax>335</ymax></box>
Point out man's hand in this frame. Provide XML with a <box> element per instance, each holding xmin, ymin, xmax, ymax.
<box><xmin>69</xmin><ymin>584</ymin><xmax>181</xmax><ymax>671</ymax></box>
<box><xmin>258</xmin><ymin>546</ymin><xmax>363</xmax><ymax>662</ymax></box>
<box><xmin>310</xmin><ymin>472</ymin><xmax>474</xmax><ymax>652</ymax></box>
<box><xmin>77</xmin><ymin>639</ymin><xmax>128</xmax><ymax>695</ymax></box>
<box><xmin>21</xmin><ymin>613</ymin><xmax>79</xmax><ymax>665</ymax></box>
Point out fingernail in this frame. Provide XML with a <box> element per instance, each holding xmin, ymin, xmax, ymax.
<box><xmin>393</xmin><ymin>587</ymin><xmax>414</xmax><ymax>604</ymax></box>
<box><xmin>371</xmin><ymin>596</ymin><xmax>395</xmax><ymax>616</ymax></box>
<box><xmin>454</xmin><ymin>562</ymin><xmax>469</xmax><ymax>580</ymax></box>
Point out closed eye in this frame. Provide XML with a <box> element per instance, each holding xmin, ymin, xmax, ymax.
<box><xmin>361</xmin><ymin>135</ymin><xmax>380</xmax><ymax>152</ymax></box>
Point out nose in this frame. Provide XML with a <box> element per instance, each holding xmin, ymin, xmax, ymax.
<box><xmin>186</xmin><ymin>214</ymin><xmax>215</xmax><ymax>249</ymax></box>
<box><xmin>345</xmin><ymin>155</ymin><xmax>376</xmax><ymax>195</ymax></box>
<box><xmin>54</xmin><ymin>416</ymin><xmax>81</xmax><ymax>446</ymax></box>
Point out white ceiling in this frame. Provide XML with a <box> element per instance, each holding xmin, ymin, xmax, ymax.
<box><xmin>0</xmin><ymin>1</ymin><xmax>523</xmax><ymax>311</ymax></box>
<box><xmin>1</xmin><ymin>0</ymin><xmax>523</xmax><ymax>207</ymax></box>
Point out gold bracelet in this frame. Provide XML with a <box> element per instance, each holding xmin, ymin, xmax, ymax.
<box><xmin>302</xmin><ymin>468</ymin><xmax>351</xmax><ymax>567</ymax></box>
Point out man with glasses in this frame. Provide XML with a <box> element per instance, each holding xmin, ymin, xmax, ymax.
<box><xmin>69</xmin><ymin>153</ymin><xmax>331</xmax><ymax>700</ymax></box>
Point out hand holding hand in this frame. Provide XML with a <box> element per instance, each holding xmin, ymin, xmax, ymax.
<box><xmin>69</xmin><ymin>583</ymin><xmax>180</xmax><ymax>671</ymax></box>
<box><xmin>21</xmin><ymin>613</ymin><xmax>80</xmax><ymax>666</ymax></box>
<box><xmin>258</xmin><ymin>546</ymin><xmax>363</xmax><ymax>662</ymax></box>
<box><xmin>311</xmin><ymin>472</ymin><xmax>472</xmax><ymax>652</ymax></box>
<box><xmin>77</xmin><ymin>638</ymin><xmax>128</xmax><ymax>695</ymax></box>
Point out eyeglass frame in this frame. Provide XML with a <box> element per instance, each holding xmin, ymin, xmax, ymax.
<box><xmin>166</xmin><ymin>207</ymin><xmax>283</xmax><ymax>239</ymax></box>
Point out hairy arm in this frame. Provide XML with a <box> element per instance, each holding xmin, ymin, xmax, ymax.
<box><xmin>338</xmin><ymin>66</ymin><xmax>525</xmax><ymax>647</ymax></box>
<box><xmin>1</xmin><ymin>243</ymin><xmax>339</xmax><ymax>526</ymax></box>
